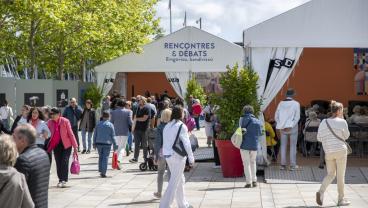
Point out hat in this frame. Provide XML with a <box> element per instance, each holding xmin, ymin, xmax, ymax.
<box><xmin>286</xmin><ymin>88</ymin><xmax>296</xmax><ymax>97</ymax></box>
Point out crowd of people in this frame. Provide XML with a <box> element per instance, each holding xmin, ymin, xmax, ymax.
<box><xmin>0</xmin><ymin>87</ymin><xmax>365</xmax><ymax>207</ymax></box>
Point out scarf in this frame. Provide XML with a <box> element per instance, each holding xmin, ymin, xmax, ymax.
<box><xmin>31</xmin><ymin>118</ymin><xmax>39</xmax><ymax>129</ymax></box>
<box><xmin>47</xmin><ymin>118</ymin><xmax>62</xmax><ymax>153</ymax></box>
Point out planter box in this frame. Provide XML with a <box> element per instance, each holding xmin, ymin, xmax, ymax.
<box><xmin>215</xmin><ymin>139</ymin><xmax>244</xmax><ymax>178</ymax></box>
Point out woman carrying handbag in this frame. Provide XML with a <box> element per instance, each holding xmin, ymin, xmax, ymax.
<box><xmin>316</xmin><ymin>101</ymin><xmax>351</xmax><ymax>207</ymax></box>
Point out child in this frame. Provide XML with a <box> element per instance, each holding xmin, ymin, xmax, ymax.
<box><xmin>93</xmin><ymin>111</ymin><xmax>118</xmax><ymax>177</ymax></box>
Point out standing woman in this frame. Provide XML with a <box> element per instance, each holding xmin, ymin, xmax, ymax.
<box><xmin>153</xmin><ymin>108</ymin><xmax>172</xmax><ymax>198</ymax></box>
<box><xmin>79</xmin><ymin>99</ymin><xmax>96</xmax><ymax>154</ymax></box>
<box><xmin>160</xmin><ymin>106</ymin><xmax>194</xmax><ymax>208</ymax></box>
<box><xmin>47</xmin><ymin>108</ymin><xmax>78</xmax><ymax>188</ymax></box>
<box><xmin>192</xmin><ymin>99</ymin><xmax>202</xmax><ymax>131</ymax></box>
<box><xmin>28</xmin><ymin>107</ymin><xmax>51</xmax><ymax>149</ymax></box>
<box><xmin>0</xmin><ymin>99</ymin><xmax>13</xmax><ymax>130</ymax></box>
<box><xmin>316</xmin><ymin>101</ymin><xmax>350</xmax><ymax>206</ymax></box>
<box><xmin>239</xmin><ymin>105</ymin><xmax>263</xmax><ymax>188</ymax></box>
<box><xmin>11</xmin><ymin>105</ymin><xmax>31</xmax><ymax>133</ymax></box>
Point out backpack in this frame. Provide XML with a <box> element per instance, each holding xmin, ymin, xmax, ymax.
<box><xmin>185</xmin><ymin>115</ymin><xmax>196</xmax><ymax>132</ymax></box>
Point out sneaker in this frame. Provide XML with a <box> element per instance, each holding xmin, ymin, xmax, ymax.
<box><xmin>316</xmin><ymin>191</ymin><xmax>323</xmax><ymax>206</ymax></box>
<box><xmin>57</xmin><ymin>182</ymin><xmax>62</xmax><ymax>188</ymax></box>
<box><xmin>86</xmin><ymin>150</ymin><xmax>90</xmax><ymax>154</ymax></box>
<box><xmin>100</xmin><ymin>173</ymin><xmax>107</xmax><ymax>178</ymax></box>
<box><xmin>318</xmin><ymin>164</ymin><xmax>325</xmax><ymax>169</ymax></box>
<box><xmin>337</xmin><ymin>199</ymin><xmax>351</xmax><ymax>206</ymax></box>
<box><xmin>81</xmin><ymin>150</ymin><xmax>86</xmax><ymax>154</ymax></box>
<box><xmin>252</xmin><ymin>182</ymin><xmax>257</xmax><ymax>187</ymax></box>
<box><xmin>61</xmin><ymin>181</ymin><xmax>67</xmax><ymax>188</ymax></box>
<box><xmin>129</xmin><ymin>158</ymin><xmax>138</xmax><ymax>163</ymax></box>
<box><xmin>280</xmin><ymin>165</ymin><xmax>287</xmax><ymax>170</ymax></box>
<box><xmin>153</xmin><ymin>192</ymin><xmax>161</xmax><ymax>198</ymax></box>
<box><xmin>244</xmin><ymin>184</ymin><xmax>252</xmax><ymax>188</ymax></box>
<box><xmin>289</xmin><ymin>165</ymin><xmax>300</xmax><ymax>171</ymax></box>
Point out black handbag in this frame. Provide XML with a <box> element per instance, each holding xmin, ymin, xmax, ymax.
<box><xmin>172</xmin><ymin>124</ymin><xmax>188</xmax><ymax>157</ymax></box>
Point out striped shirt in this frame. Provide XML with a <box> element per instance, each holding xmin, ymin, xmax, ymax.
<box><xmin>317</xmin><ymin>118</ymin><xmax>350</xmax><ymax>154</ymax></box>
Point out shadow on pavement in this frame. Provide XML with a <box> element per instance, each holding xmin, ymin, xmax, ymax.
<box><xmin>109</xmin><ymin>199</ymin><xmax>159</xmax><ymax>206</ymax></box>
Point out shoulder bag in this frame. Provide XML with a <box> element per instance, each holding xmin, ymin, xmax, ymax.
<box><xmin>231</xmin><ymin>118</ymin><xmax>251</xmax><ymax>149</ymax></box>
<box><xmin>325</xmin><ymin>119</ymin><xmax>352</xmax><ymax>155</ymax></box>
<box><xmin>172</xmin><ymin>124</ymin><xmax>187</xmax><ymax>157</ymax></box>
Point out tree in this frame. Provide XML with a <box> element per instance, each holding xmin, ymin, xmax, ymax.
<box><xmin>0</xmin><ymin>0</ymin><xmax>160</xmax><ymax>79</ymax></box>
<box><xmin>211</xmin><ymin>64</ymin><xmax>262</xmax><ymax>139</ymax></box>
<box><xmin>185</xmin><ymin>77</ymin><xmax>207</xmax><ymax>106</ymax></box>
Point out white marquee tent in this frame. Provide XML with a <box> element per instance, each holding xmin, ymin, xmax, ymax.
<box><xmin>244</xmin><ymin>0</ymin><xmax>368</xmax><ymax>112</ymax></box>
<box><xmin>95</xmin><ymin>26</ymin><xmax>244</xmax><ymax>97</ymax></box>
<box><xmin>243</xmin><ymin>0</ymin><xmax>368</xmax><ymax>165</ymax></box>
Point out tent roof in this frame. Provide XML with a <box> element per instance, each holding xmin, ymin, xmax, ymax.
<box><xmin>95</xmin><ymin>26</ymin><xmax>244</xmax><ymax>73</ymax></box>
<box><xmin>243</xmin><ymin>0</ymin><xmax>368</xmax><ymax>48</ymax></box>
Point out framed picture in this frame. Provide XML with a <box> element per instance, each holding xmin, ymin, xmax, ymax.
<box><xmin>0</xmin><ymin>93</ymin><xmax>5</xmax><ymax>105</ymax></box>
<box><xmin>56</xmin><ymin>89</ymin><xmax>68</xmax><ymax>107</ymax></box>
<box><xmin>24</xmin><ymin>93</ymin><xmax>45</xmax><ymax>107</ymax></box>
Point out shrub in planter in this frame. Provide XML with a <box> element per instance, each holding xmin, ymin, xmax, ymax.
<box><xmin>83</xmin><ymin>84</ymin><xmax>104</xmax><ymax>108</ymax></box>
<box><xmin>211</xmin><ymin>64</ymin><xmax>262</xmax><ymax>177</ymax></box>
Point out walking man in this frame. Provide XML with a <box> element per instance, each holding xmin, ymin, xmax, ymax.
<box><xmin>63</xmin><ymin>98</ymin><xmax>82</xmax><ymax>151</ymax></box>
<box><xmin>13</xmin><ymin>124</ymin><xmax>50</xmax><ymax>208</ymax></box>
<box><xmin>129</xmin><ymin>97</ymin><xmax>150</xmax><ymax>163</ymax></box>
<box><xmin>110</xmin><ymin>99</ymin><xmax>133</xmax><ymax>164</ymax></box>
<box><xmin>275</xmin><ymin>88</ymin><xmax>300</xmax><ymax>171</ymax></box>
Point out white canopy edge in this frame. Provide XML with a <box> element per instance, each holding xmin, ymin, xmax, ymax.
<box><xmin>243</xmin><ymin>0</ymin><xmax>368</xmax><ymax>48</ymax></box>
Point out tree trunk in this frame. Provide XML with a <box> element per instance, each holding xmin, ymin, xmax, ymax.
<box><xmin>57</xmin><ymin>50</ymin><xmax>65</xmax><ymax>80</ymax></box>
<box><xmin>29</xmin><ymin>19</ymin><xmax>36</xmax><ymax>78</ymax></box>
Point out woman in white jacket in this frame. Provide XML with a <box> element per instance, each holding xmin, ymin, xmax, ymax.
<box><xmin>316</xmin><ymin>101</ymin><xmax>350</xmax><ymax>207</ymax></box>
<box><xmin>28</xmin><ymin>107</ymin><xmax>51</xmax><ymax>148</ymax></box>
<box><xmin>160</xmin><ymin>105</ymin><xmax>194</xmax><ymax>208</ymax></box>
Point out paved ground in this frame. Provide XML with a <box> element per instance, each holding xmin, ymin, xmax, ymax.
<box><xmin>48</xmin><ymin>130</ymin><xmax>368</xmax><ymax>208</ymax></box>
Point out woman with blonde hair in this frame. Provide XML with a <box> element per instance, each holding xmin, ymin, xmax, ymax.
<box><xmin>316</xmin><ymin>101</ymin><xmax>350</xmax><ymax>206</ymax></box>
<box><xmin>153</xmin><ymin>108</ymin><xmax>172</xmax><ymax>198</ymax></box>
<box><xmin>0</xmin><ymin>134</ymin><xmax>34</xmax><ymax>208</ymax></box>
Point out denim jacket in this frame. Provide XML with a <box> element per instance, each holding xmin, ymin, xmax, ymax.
<box><xmin>93</xmin><ymin>120</ymin><xmax>117</xmax><ymax>150</ymax></box>
<box><xmin>240</xmin><ymin>113</ymin><xmax>263</xmax><ymax>151</ymax></box>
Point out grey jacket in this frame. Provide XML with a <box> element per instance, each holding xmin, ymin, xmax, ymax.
<box><xmin>110</xmin><ymin>107</ymin><xmax>133</xmax><ymax>136</ymax></box>
<box><xmin>0</xmin><ymin>165</ymin><xmax>34</xmax><ymax>208</ymax></box>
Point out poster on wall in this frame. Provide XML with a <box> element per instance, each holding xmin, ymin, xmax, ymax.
<box><xmin>24</xmin><ymin>93</ymin><xmax>44</xmax><ymax>107</ymax></box>
<box><xmin>354</xmin><ymin>48</ymin><xmax>368</xmax><ymax>95</ymax></box>
<box><xmin>56</xmin><ymin>89</ymin><xmax>68</xmax><ymax>107</ymax></box>
<box><xmin>0</xmin><ymin>93</ymin><xmax>5</xmax><ymax>105</ymax></box>
<box><xmin>194</xmin><ymin>72</ymin><xmax>223</xmax><ymax>94</ymax></box>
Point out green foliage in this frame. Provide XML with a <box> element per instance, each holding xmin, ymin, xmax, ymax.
<box><xmin>83</xmin><ymin>84</ymin><xmax>103</xmax><ymax>108</ymax></box>
<box><xmin>185</xmin><ymin>77</ymin><xmax>206</xmax><ymax>106</ymax></box>
<box><xmin>0</xmin><ymin>0</ymin><xmax>160</xmax><ymax>79</ymax></box>
<box><xmin>211</xmin><ymin>64</ymin><xmax>262</xmax><ymax>140</ymax></box>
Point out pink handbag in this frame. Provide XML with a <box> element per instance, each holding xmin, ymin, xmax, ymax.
<box><xmin>70</xmin><ymin>152</ymin><xmax>80</xmax><ymax>175</ymax></box>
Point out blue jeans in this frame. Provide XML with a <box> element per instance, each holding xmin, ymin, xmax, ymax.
<box><xmin>194</xmin><ymin>116</ymin><xmax>200</xmax><ymax>130</ymax></box>
<box><xmin>96</xmin><ymin>144</ymin><xmax>111</xmax><ymax>175</ymax></box>
<box><xmin>81</xmin><ymin>129</ymin><xmax>93</xmax><ymax>151</ymax></box>
<box><xmin>280</xmin><ymin>125</ymin><xmax>298</xmax><ymax>167</ymax></box>
<box><xmin>128</xmin><ymin>132</ymin><xmax>133</xmax><ymax>149</ymax></box>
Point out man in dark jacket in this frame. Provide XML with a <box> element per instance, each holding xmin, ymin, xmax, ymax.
<box><xmin>63</xmin><ymin>97</ymin><xmax>82</xmax><ymax>151</ymax></box>
<box><xmin>13</xmin><ymin>124</ymin><xmax>50</xmax><ymax>208</ymax></box>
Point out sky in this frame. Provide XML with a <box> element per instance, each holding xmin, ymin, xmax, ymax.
<box><xmin>155</xmin><ymin>0</ymin><xmax>310</xmax><ymax>42</ymax></box>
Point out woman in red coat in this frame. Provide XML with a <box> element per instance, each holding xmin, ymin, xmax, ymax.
<box><xmin>192</xmin><ymin>99</ymin><xmax>202</xmax><ymax>130</ymax></box>
<box><xmin>47</xmin><ymin>108</ymin><xmax>78</xmax><ymax>188</ymax></box>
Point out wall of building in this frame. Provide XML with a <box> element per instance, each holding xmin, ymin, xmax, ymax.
<box><xmin>0</xmin><ymin>77</ymin><xmax>16</xmax><ymax>109</ymax></box>
<box><xmin>126</xmin><ymin>72</ymin><xmax>177</xmax><ymax>99</ymax></box>
<box><xmin>264</xmin><ymin>48</ymin><xmax>366</xmax><ymax>119</ymax></box>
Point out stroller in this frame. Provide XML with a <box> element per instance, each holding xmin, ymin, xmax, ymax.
<box><xmin>139</xmin><ymin>128</ymin><xmax>158</xmax><ymax>171</ymax></box>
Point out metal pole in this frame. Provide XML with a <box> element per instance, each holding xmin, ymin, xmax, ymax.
<box><xmin>169</xmin><ymin>0</ymin><xmax>172</xmax><ymax>33</ymax></box>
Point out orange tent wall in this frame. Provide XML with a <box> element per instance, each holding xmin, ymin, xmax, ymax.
<box><xmin>264</xmin><ymin>48</ymin><xmax>367</xmax><ymax>119</ymax></box>
<box><xmin>126</xmin><ymin>72</ymin><xmax>177</xmax><ymax>99</ymax></box>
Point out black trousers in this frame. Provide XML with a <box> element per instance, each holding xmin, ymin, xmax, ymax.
<box><xmin>212</xmin><ymin>139</ymin><xmax>221</xmax><ymax>166</ymax></box>
<box><xmin>133</xmin><ymin>130</ymin><xmax>148</xmax><ymax>160</ymax></box>
<box><xmin>72</xmin><ymin>126</ymin><xmax>80</xmax><ymax>149</ymax></box>
<box><xmin>54</xmin><ymin>142</ymin><xmax>72</xmax><ymax>182</ymax></box>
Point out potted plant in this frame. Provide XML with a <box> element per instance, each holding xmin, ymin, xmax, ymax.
<box><xmin>185</xmin><ymin>77</ymin><xmax>207</xmax><ymax>105</ymax></box>
<box><xmin>211</xmin><ymin>64</ymin><xmax>261</xmax><ymax>178</ymax></box>
<box><xmin>83</xmin><ymin>84</ymin><xmax>104</xmax><ymax>108</ymax></box>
